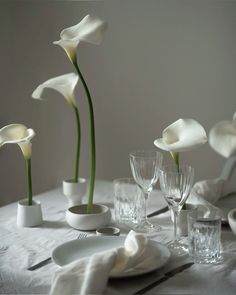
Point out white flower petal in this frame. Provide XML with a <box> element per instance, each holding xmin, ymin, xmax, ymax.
<box><xmin>154</xmin><ymin>118</ymin><xmax>207</xmax><ymax>152</ymax></box>
<box><xmin>209</xmin><ymin>113</ymin><xmax>236</xmax><ymax>158</ymax></box>
<box><xmin>18</xmin><ymin>141</ymin><xmax>32</xmax><ymax>159</ymax></box>
<box><xmin>0</xmin><ymin>124</ymin><xmax>35</xmax><ymax>159</ymax></box>
<box><xmin>60</xmin><ymin>14</ymin><xmax>108</xmax><ymax>45</ymax></box>
<box><xmin>32</xmin><ymin>73</ymin><xmax>79</xmax><ymax>107</ymax></box>
<box><xmin>53</xmin><ymin>40</ymin><xmax>79</xmax><ymax>63</ymax></box>
<box><xmin>0</xmin><ymin>124</ymin><xmax>35</xmax><ymax>147</ymax></box>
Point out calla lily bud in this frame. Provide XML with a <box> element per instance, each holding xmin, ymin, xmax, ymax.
<box><xmin>209</xmin><ymin>112</ymin><xmax>236</xmax><ymax>158</ymax></box>
<box><xmin>154</xmin><ymin>118</ymin><xmax>208</xmax><ymax>153</ymax></box>
<box><xmin>32</xmin><ymin>73</ymin><xmax>79</xmax><ymax>107</ymax></box>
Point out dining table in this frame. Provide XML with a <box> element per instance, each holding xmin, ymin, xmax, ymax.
<box><xmin>1</xmin><ymin>179</ymin><xmax>236</xmax><ymax>295</ymax></box>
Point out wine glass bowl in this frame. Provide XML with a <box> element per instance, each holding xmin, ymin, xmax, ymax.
<box><xmin>129</xmin><ymin>150</ymin><xmax>163</xmax><ymax>234</ymax></box>
<box><xmin>159</xmin><ymin>165</ymin><xmax>194</xmax><ymax>253</ymax></box>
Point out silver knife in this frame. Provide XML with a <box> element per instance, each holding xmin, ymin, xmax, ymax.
<box><xmin>147</xmin><ymin>206</ymin><xmax>169</xmax><ymax>218</ymax></box>
<box><xmin>133</xmin><ymin>262</ymin><xmax>194</xmax><ymax>295</ymax></box>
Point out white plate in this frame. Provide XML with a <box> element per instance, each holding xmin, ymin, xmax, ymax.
<box><xmin>52</xmin><ymin>236</ymin><xmax>171</xmax><ymax>278</ymax></box>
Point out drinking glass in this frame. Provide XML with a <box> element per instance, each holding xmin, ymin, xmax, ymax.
<box><xmin>113</xmin><ymin>178</ymin><xmax>145</xmax><ymax>227</ymax></box>
<box><xmin>129</xmin><ymin>150</ymin><xmax>163</xmax><ymax>234</ymax></box>
<box><xmin>159</xmin><ymin>165</ymin><xmax>194</xmax><ymax>254</ymax></box>
<box><xmin>188</xmin><ymin>208</ymin><xmax>222</xmax><ymax>264</ymax></box>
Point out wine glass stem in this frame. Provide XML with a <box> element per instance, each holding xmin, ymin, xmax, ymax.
<box><xmin>143</xmin><ymin>191</ymin><xmax>149</xmax><ymax>223</ymax></box>
<box><xmin>172</xmin><ymin>209</ymin><xmax>178</xmax><ymax>243</ymax></box>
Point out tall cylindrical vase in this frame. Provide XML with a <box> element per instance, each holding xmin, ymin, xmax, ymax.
<box><xmin>63</xmin><ymin>178</ymin><xmax>87</xmax><ymax>208</ymax></box>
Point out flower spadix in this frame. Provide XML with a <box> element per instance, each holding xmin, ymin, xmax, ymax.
<box><xmin>154</xmin><ymin>118</ymin><xmax>207</xmax><ymax>153</ymax></box>
<box><xmin>53</xmin><ymin>14</ymin><xmax>108</xmax><ymax>63</ymax></box>
<box><xmin>32</xmin><ymin>73</ymin><xmax>79</xmax><ymax>107</ymax></box>
<box><xmin>0</xmin><ymin>124</ymin><xmax>35</xmax><ymax>159</ymax></box>
<box><xmin>209</xmin><ymin>112</ymin><xmax>236</xmax><ymax>158</ymax></box>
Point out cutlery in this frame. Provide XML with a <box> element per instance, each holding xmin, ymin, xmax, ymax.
<box><xmin>27</xmin><ymin>233</ymin><xmax>88</xmax><ymax>271</ymax></box>
<box><xmin>147</xmin><ymin>206</ymin><xmax>169</xmax><ymax>218</ymax></box>
<box><xmin>133</xmin><ymin>262</ymin><xmax>194</xmax><ymax>294</ymax></box>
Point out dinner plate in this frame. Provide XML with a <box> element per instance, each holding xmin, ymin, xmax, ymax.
<box><xmin>52</xmin><ymin>236</ymin><xmax>171</xmax><ymax>278</ymax></box>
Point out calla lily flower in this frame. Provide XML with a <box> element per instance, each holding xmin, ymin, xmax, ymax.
<box><xmin>32</xmin><ymin>73</ymin><xmax>79</xmax><ymax>107</ymax></box>
<box><xmin>32</xmin><ymin>72</ymin><xmax>81</xmax><ymax>183</ymax></box>
<box><xmin>53</xmin><ymin>14</ymin><xmax>108</xmax><ymax>63</ymax></box>
<box><xmin>209</xmin><ymin>112</ymin><xmax>236</xmax><ymax>158</ymax></box>
<box><xmin>0</xmin><ymin>124</ymin><xmax>35</xmax><ymax>205</ymax></box>
<box><xmin>154</xmin><ymin>119</ymin><xmax>208</xmax><ymax>153</ymax></box>
<box><xmin>0</xmin><ymin>124</ymin><xmax>35</xmax><ymax>159</ymax></box>
<box><xmin>154</xmin><ymin>118</ymin><xmax>207</xmax><ymax>209</ymax></box>
<box><xmin>53</xmin><ymin>15</ymin><xmax>107</xmax><ymax>214</ymax></box>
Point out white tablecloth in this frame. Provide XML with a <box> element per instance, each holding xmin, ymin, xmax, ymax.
<box><xmin>0</xmin><ymin>180</ymin><xmax>236</xmax><ymax>295</ymax></box>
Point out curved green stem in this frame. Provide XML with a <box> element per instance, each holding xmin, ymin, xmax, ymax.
<box><xmin>73</xmin><ymin>59</ymin><xmax>96</xmax><ymax>214</ymax></box>
<box><xmin>26</xmin><ymin>158</ymin><xmax>33</xmax><ymax>206</ymax></box>
<box><xmin>72</xmin><ymin>105</ymin><xmax>81</xmax><ymax>182</ymax></box>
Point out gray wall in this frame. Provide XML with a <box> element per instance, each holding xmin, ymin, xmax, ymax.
<box><xmin>0</xmin><ymin>0</ymin><xmax>235</xmax><ymax>205</ymax></box>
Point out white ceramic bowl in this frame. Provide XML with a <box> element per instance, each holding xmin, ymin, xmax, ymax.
<box><xmin>228</xmin><ymin>208</ymin><xmax>236</xmax><ymax>235</ymax></box>
<box><xmin>65</xmin><ymin>204</ymin><xmax>111</xmax><ymax>231</ymax></box>
<box><xmin>96</xmin><ymin>226</ymin><xmax>120</xmax><ymax>236</ymax></box>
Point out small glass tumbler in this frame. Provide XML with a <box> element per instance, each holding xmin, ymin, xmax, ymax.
<box><xmin>188</xmin><ymin>208</ymin><xmax>222</xmax><ymax>264</ymax></box>
<box><xmin>113</xmin><ymin>178</ymin><xmax>145</xmax><ymax>227</ymax></box>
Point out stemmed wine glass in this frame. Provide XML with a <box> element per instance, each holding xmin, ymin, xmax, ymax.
<box><xmin>159</xmin><ymin>165</ymin><xmax>194</xmax><ymax>254</ymax></box>
<box><xmin>129</xmin><ymin>150</ymin><xmax>163</xmax><ymax>234</ymax></box>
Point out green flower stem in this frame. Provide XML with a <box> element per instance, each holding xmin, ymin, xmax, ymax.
<box><xmin>72</xmin><ymin>105</ymin><xmax>81</xmax><ymax>182</ymax></box>
<box><xmin>170</xmin><ymin>151</ymin><xmax>186</xmax><ymax>209</ymax></box>
<box><xmin>73</xmin><ymin>59</ymin><xmax>96</xmax><ymax>214</ymax></box>
<box><xmin>26</xmin><ymin>158</ymin><xmax>33</xmax><ymax>206</ymax></box>
<box><xmin>170</xmin><ymin>151</ymin><xmax>179</xmax><ymax>172</ymax></box>
<box><xmin>170</xmin><ymin>152</ymin><xmax>186</xmax><ymax>209</ymax></box>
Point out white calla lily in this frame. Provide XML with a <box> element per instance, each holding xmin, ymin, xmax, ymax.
<box><xmin>32</xmin><ymin>73</ymin><xmax>79</xmax><ymax>107</ymax></box>
<box><xmin>154</xmin><ymin>118</ymin><xmax>208</xmax><ymax>153</ymax></box>
<box><xmin>209</xmin><ymin>112</ymin><xmax>236</xmax><ymax>158</ymax></box>
<box><xmin>0</xmin><ymin>124</ymin><xmax>35</xmax><ymax>205</ymax></box>
<box><xmin>32</xmin><ymin>72</ymin><xmax>81</xmax><ymax>183</ymax></box>
<box><xmin>53</xmin><ymin>14</ymin><xmax>108</xmax><ymax>63</ymax></box>
<box><xmin>0</xmin><ymin>124</ymin><xmax>35</xmax><ymax>159</ymax></box>
<box><xmin>154</xmin><ymin>118</ymin><xmax>207</xmax><ymax>209</ymax></box>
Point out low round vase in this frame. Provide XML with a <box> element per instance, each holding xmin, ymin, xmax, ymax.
<box><xmin>63</xmin><ymin>178</ymin><xmax>87</xmax><ymax>208</ymax></box>
<box><xmin>17</xmin><ymin>199</ymin><xmax>43</xmax><ymax>227</ymax></box>
<box><xmin>65</xmin><ymin>204</ymin><xmax>111</xmax><ymax>231</ymax></box>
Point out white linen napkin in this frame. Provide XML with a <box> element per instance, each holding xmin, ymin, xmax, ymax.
<box><xmin>188</xmin><ymin>177</ymin><xmax>225</xmax><ymax>206</ymax></box>
<box><xmin>49</xmin><ymin>231</ymin><xmax>159</xmax><ymax>295</ymax></box>
<box><xmin>186</xmin><ymin>177</ymin><xmax>235</xmax><ymax>216</ymax></box>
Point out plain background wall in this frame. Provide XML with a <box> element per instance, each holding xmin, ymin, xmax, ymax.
<box><xmin>0</xmin><ymin>0</ymin><xmax>235</xmax><ymax>206</ymax></box>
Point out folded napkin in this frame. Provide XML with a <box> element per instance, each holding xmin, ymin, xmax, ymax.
<box><xmin>186</xmin><ymin>176</ymin><xmax>236</xmax><ymax>216</ymax></box>
<box><xmin>188</xmin><ymin>156</ymin><xmax>236</xmax><ymax>207</ymax></box>
<box><xmin>50</xmin><ymin>231</ymin><xmax>159</xmax><ymax>295</ymax></box>
<box><xmin>189</xmin><ymin>177</ymin><xmax>225</xmax><ymax>205</ymax></box>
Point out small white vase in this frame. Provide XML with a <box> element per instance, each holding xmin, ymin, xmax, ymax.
<box><xmin>17</xmin><ymin>199</ymin><xmax>43</xmax><ymax>227</ymax></box>
<box><xmin>63</xmin><ymin>178</ymin><xmax>87</xmax><ymax>208</ymax></box>
<box><xmin>65</xmin><ymin>204</ymin><xmax>111</xmax><ymax>231</ymax></box>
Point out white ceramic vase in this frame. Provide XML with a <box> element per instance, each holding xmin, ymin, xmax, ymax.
<box><xmin>65</xmin><ymin>204</ymin><xmax>111</xmax><ymax>231</ymax></box>
<box><xmin>17</xmin><ymin>199</ymin><xmax>43</xmax><ymax>227</ymax></box>
<box><xmin>63</xmin><ymin>178</ymin><xmax>87</xmax><ymax>208</ymax></box>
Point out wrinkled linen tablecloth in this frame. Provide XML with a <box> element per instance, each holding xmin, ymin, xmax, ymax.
<box><xmin>0</xmin><ymin>180</ymin><xmax>236</xmax><ymax>295</ymax></box>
